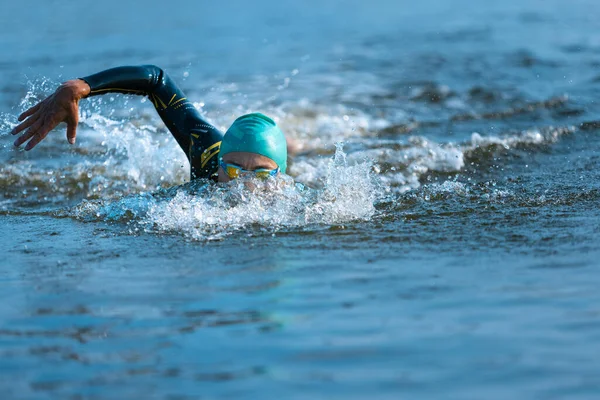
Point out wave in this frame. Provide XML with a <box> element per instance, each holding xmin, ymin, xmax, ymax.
<box><xmin>291</xmin><ymin>125</ymin><xmax>574</xmax><ymax>193</ymax></box>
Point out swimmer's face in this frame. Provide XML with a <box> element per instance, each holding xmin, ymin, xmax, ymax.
<box><xmin>218</xmin><ymin>152</ymin><xmax>279</xmax><ymax>183</ymax></box>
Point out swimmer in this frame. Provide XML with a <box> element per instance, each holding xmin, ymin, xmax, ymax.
<box><xmin>10</xmin><ymin>65</ymin><xmax>288</xmax><ymax>183</ymax></box>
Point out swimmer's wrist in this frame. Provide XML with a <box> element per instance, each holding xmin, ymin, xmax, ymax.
<box><xmin>59</xmin><ymin>79</ymin><xmax>91</xmax><ymax>100</ymax></box>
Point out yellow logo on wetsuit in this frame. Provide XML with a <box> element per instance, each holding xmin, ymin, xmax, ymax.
<box><xmin>200</xmin><ymin>141</ymin><xmax>221</xmax><ymax>168</ymax></box>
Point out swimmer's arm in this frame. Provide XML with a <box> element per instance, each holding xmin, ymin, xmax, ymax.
<box><xmin>79</xmin><ymin>65</ymin><xmax>223</xmax><ymax>158</ymax></box>
<box><xmin>12</xmin><ymin>66</ymin><xmax>223</xmax><ymax>169</ymax></box>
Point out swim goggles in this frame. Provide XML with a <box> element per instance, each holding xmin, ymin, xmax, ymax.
<box><xmin>219</xmin><ymin>159</ymin><xmax>279</xmax><ymax>180</ymax></box>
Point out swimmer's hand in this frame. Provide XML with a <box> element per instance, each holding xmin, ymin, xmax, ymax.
<box><xmin>11</xmin><ymin>79</ymin><xmax>90</xmax><ymax>150</ymax></box>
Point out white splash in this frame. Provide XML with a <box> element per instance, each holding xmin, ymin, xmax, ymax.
<box><xmin>80</xmin><ymin>112</ymin><xmax>189</xmax><ymax>190</ymax></box>
<box><xmin>70</xmin><ymin>144</ymin><xmax>384</xmax><ymax>240</ymax></box>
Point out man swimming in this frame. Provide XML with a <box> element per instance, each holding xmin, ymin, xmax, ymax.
<box><xmin>10</xmin><ymin>65</ymin><xmax>288</xmax><ymax>183</ymax></box>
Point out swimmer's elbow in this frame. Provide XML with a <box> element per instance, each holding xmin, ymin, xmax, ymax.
<box><xmin>139</xmin><ymin>64</ymin><xmax>166</xmax><ymax>89</ymax></box>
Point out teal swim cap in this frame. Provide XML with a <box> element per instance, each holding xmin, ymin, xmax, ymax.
<box><xmin>219</xmin><ymin>113</ymin><xmax>287</xmax><ymax>173</ymax></box>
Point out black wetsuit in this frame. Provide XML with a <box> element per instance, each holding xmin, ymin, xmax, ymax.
<box><xmin>81</xmin><ymin>65</ymin><xmax>223</xmax><ymax>180</ymax></box>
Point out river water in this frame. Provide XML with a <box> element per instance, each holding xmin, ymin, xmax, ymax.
<box><xmin>1</xmin><ymin>0</ymin><xmax>600</xmax><ymax>398</ymax></box>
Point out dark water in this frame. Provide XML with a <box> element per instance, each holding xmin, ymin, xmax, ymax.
<box><xmin>2</xmin><ymin>0</ymin><xmax>600</xmax><ymax>398</ymax></box>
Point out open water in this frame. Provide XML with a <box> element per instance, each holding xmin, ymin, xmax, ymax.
<box><xmin>1</xmin><ymin>0</ymin><xmax>600</xmax><ymax>398</ymax></box>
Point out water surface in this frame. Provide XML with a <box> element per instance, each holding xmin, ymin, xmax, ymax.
<box><xmin>1</xmin><ymin>0</ymin><xmax>600</xmax><ymax>398</ymax></box>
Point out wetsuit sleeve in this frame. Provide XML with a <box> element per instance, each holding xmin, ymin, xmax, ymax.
<box><xmin>80</xmin><ymin>65</ymin><xmax>223</xmax><ymax>180</ymax></box>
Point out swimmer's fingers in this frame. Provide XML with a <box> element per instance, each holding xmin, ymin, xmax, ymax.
<box><xmin>24</xmin><ymin>129</ymin><xmax>50</xmax><ymax>151</ymax></box>
<box><xmin>65</xmin><ymin>102</ymin><xmax>79</xmax><ymax>145</ymax></box>
<box><xmin>66</xmin><ymin>121</ymin><xmax>78</xmax><ymax>145</ymax></box>
<box><xmin>23</xmin><ymin>118</ymin><xmax>55</xmax><ymax>151</ymax></box>
<box><xmin>17</xmin><ymin>101</ymin><xmax>43</xmax><ymax>122</ymax></box>
<box><xmin>11</xmin><ymin>113</ymin><xmax>40</xmax><ymax>136</ymax></box>
<box><xmin>13</xmin><ymin>118</ymin><xmax>43</xmax><ymax>147</ymax></box>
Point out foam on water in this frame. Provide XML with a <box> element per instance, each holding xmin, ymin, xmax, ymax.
<box><xmin>302</xmin><ymin>125</ymin><xmax>575</xmax><ymax>193</ymax></box>
<box><xmin>273</xmin><ymin>99</ymin><xmax>390</xmax><ymax>153</ymax></box>
<box><xmin>352</xmin><ymin>127</ymin><xmax>575</xmax><ymax>193</ymax></box>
